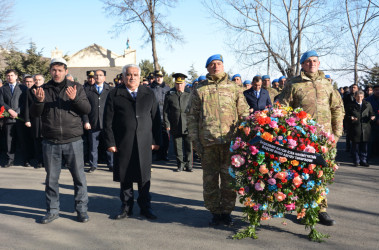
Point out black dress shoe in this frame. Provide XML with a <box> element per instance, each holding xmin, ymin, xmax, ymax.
<box><xmin>108</xmin><ymin>165</ymin><xmax>113</xmax><ymax>172</ymax></box>
<box><xmin>209</xmin><ymin>213</ymin><xmax>221</xmax><ymax>226</ymax></box>
<box><xmin>87</xmin><ymin>166</ymin><xmax>96</xmax><ymax>173</ymax></box>
<box><xmin>360</xmin><ymin>162</ymin><xmax>370</xmax><ymax>167</ymax></box>
<box><xmin>24</xmin><ymin>162</ymin><xmax>31</xmax><ymax>167</ymax></box>
<box><xmin>221</xmin><ymin>213</ymin><xmax>234</xmax><ymax>226</ymax></box>
<box><xmin>353</xmin><ymin>162</ymin><xmax>359</xmax><ymax>167</ymax></box>
<box><xmin>77</xmin><ymin>212</ymin><xmax>89</xmax><ymax>223</ymax></box>
<box><xmin>140</xmin><ymin>208</ymin><xmax>157</xmax><ymax>220</ymax></box>
<box><xmin>35</xmin><ymin>163</ymin><xmax>43</xmax><ymax>169</ymax></box>
<box><xmin>185</xmin><ymin>168</ymin><xmax>194</xmax><ymax>172</ymax></box>
<box><xmin>3</xmin><ymin>162</ymin><xmax>14</xmax><ymax>168</ymax></box>
<box><xmin>41</xmin><ymin>213</ymin><xmax>59</xmax><ymax>224</ymax></box>
<box><xmin>318</xmin><ymin>212</ymin><xmax>336</xmax><ymax>226</ymax></box>
<box><xmin>115</xmin><ymin>210</ymin><xmax>133</xmax><ymax>220</ymax></box>
<box><xmin>174</xmin><ymin>167</ymin><xmax>183</xmax><ymax>172</ymax></box>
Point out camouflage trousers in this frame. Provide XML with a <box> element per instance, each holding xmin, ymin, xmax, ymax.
<box><xmin>201</xmin><ymin>144</ymin><xmax>236</xmax><ymax>214</ymax></box>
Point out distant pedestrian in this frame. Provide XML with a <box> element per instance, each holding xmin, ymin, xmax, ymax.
<box><xmin>346</xmin><ymin>90</ymin><xmax>375</xmax><ymax>167</ymax></box>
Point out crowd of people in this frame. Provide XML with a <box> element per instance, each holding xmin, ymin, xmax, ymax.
<box><xmin>0</xmin><ymin>50</ymin><xmax>377</xmax><ymax>227</ymax></box>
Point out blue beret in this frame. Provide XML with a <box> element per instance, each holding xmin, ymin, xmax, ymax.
<box><xmin>255</xmin><ymin>74</ymin><xmax>261</xmax><ymax>77</ymax></box>
<box><xmin>232</xmin><ymin>74</ymin><xmax>241</xmax><ymax>80</ymax></box>
<box><xmin>325</xmin><ymin>75</ymin><xmax>331</xmax><ymax>79</ymax></box>
<box><xmin>262</xmin><ymin>75</ymin><xmax>270</xmax><ymax>80</ymax></box>
<box><xmin>272</xmin><ymin>79</ymin><xmax>279</xmax><ymax>83</ymax></box>
<box><xmin>186</xmin><ymin>84</ymin><xmax>192</xmax><ymax>88</ymax></box>
<box><xmin>300</xmin><ymin>50</ymin><xmax>318</xmax><ymax>64</ymax></box>
<box><xmin>198</xmin><ymin>75</ymin><xmax>206</xmax><ymax>81</ymax></box>
<box><xmin>279</xmin><ymin>76</ymin><xmax>286</xmax><ymax>81</ymax></box>
<box><xmin>192</xmin><ymin>78</ymin><xmax>198</xmax><ymax>84</ymax></box>
<box><xmin>243</xmin><ymin>80</ymin><xmax>251</xmax><ymax>86</ymax></box>
<box><xmin>205</xmin><ymin>54</ymin><xmax>223</xmax><ymax>68</ymax></box>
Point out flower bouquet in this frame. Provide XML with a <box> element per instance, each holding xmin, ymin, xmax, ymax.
<box><xmin>0</xmin><ymin>106</ymin><xmax>9</xmax><ymax>118</ymax></box>
<box><xmin>229</xmin><ymin>104</ymin><xmax>338</xmax><ymax>242</ymax></box>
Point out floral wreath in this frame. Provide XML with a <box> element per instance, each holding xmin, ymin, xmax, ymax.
<box><xmin>229</xmin><ymin>104</ymin><xmax>338</xmax><ymax>242</ymax></box>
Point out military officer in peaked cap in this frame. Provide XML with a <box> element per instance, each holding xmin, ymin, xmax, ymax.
<box><xmin>163</xmin><ymin>73</ymin><xmax>193</xmax><ymax>172</ymax></box>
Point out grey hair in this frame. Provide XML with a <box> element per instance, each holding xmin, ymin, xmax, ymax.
<box><xmin>355</xmin><ymin>90</ymin><xmax>364</xmax><ymax>97</ymax></box>
<box><xmin>33</xmin><ymin>74</ymin><xmax>45</xmax><ymax>81</ymax></box>
<box><xmin>122</xmin><ymin>64</ymin><xmax>141</xmax><ymax>77</ymax></box>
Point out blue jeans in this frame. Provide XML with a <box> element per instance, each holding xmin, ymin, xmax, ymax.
<box><xmin>352</xmin><ymin>142</ymin><xmax>368</xmax><ymax>164</ymax></box>
<box><xmin>42</xmin><ymin>139</ymin><xmax>88</xmax><ymax>214</ymax></box>
<box><xmin>88</xmin><ymin>130</ymin><xmax>113</xmax><ymax>168</ymax></box>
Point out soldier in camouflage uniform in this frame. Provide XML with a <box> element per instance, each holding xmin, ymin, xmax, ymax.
<box><xmin>262</xmin><ymin>75</ymin><xmax>279</xmax><ymax>104</ymax></box>
<box><xmin>279</xmin><ymin>50</ymin><xmax>344</xmax><ymax>226</ymax></box>
<box><xmin>187</xmin><ymin>54</ymin><xmax>249</xmax><ymax>226</ymax></box>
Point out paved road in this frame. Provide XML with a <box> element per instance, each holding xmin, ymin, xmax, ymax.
<box><xmin>0</xmin><ymin>136</ymin><xmax>378</xmax><ymax>249</ymax></box>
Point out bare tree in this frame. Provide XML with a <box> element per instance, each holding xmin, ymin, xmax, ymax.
<box><xmin>344</xmin><ymin>0</ymin><xmax>379</xmax><ymax>84</ymax></box>
<box><xmin>203</xmin><ymin>0</ymin><xmax>338</xmax><ymax>78</ymax></box>
<box><xmin>103</xmin><ymin>0</ymin><xmax>183</xmax><ymax>71</ymax></box>
<box><xmin>0</xmin><ymin>0</ymin><xmax>19</xmax><ymax>49</ymax></box>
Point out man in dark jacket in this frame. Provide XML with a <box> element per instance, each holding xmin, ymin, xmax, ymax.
<box><xmin>30</xmin><ymin>58</ymin><xmax>91</xmax><ymax>224</ymax></box>
<box><xmin>244</xmin><ymin>75</ymin><xmax>272</xmax><ymax>112</ymax></box>
<box><xmin>343</xmin><ymin>84</ymin><xmax>359</xmax><ymax>152</ymax></box>
<box><xmin>151</xmin><ymin>70</ymin><xmax>170</xmax><ymax>161</ymax></box>
<box><xmin>103</xmin><ymin>64</ymin><xmax>161</xmax><ymax>220</ymax></box>
<box><xmin>83</xmin><ymin>70</ymin><xmax>113</xmax><ymax>173</ymax></box>
<box><xmin>24</xmin><ymin>74</ymin><xmax>45</xmax><ymax>168</ymax></box>
<box><xmin>0</xmin><ymin>69</ymin><xmax>28</xmax><ymax>168</ymax></box>
<box><xmin>163</xmin><ymin>73</ymin><xmax>193</xmax><ymax>172</ymax></box>
<box><xmin>366</xmin><ymin>85</ymin><xmax>379</xmax><ymax>155</ymax></box>
<box><xmin>346</xmin><ymin>90</ymin><xmax>375</xmax><ymax>166</ymax></box>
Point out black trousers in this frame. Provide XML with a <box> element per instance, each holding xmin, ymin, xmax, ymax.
<box><xmin>119</xmin><ymin>139</ymin><xmax>151</xmax><ymax>212</ymax></box>
<box><xmin>4</xmin><ymin>122</ymin><xmax>26</xmax><ymax>163</ymax></box>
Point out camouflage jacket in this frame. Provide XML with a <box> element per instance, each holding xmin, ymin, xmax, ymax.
<box><xmin>264</xmin><ymin>86</ymin><xmax>279</xmax><ymax>105</ymax></box>
<box><xmin>278</xmin><ymin>70</ymin><xmax>345</xmax><ymax>138</ymax></box>
<box><xmin>187</xmin><ymin>72</ymin><xmax>249</xmax><ymax>150</ymax></box>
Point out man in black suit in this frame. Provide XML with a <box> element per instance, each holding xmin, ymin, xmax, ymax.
<box><xmin>0</xmin><ymin>69</ymin><xmax>28</xmax><ymax>168</ymax></box>
<box><xmin>243</xmin><ymin>75</ymin><xmax>272</xmax><ymax>112</ymax></box>
<box><xmin>83</xmin><ymin>70</ymin><xmax>114</xmax><ymax>173</ymax></box>
<box><xmin>103</xmin><ymin>64</ymin><xmax>162</xmax><ymax>220</ymax></box>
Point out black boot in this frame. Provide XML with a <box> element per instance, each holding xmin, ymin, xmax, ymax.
<box><xmin>221</xmin><ymin>213</ymin><xmax>234</xmax><ymax>226</ymax></box>
<box><xmin>318</xmin><ymin>212</ymin><xmax>336</xmax><ymax>226</ymax></box>
<box><xmin>209</xmin><ymin>213</ymin><xmax>221</xmax><ymax>226</ymax></box>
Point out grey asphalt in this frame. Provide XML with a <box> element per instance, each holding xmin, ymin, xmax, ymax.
<box><xmin>0</xmin><ymin>137</ymin><xmax>378</xmax><ymax>250</ymax></box>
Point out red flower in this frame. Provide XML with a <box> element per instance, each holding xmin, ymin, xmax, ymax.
<box><xmin>277</xmin><ymin>184</ymin><xmax>282</xmax><ymax>188</ymax></box>
<box><xmin>303</xmin><ymin>168</ymin><xmax>309</xmax><ymax>174</ymax></box>
<box><xmin>253</xmin><ymin>162</ymin><xmax>258</xmax><ymax>166</ymax></box>
<box><xmin>281</xmin><ymin>179</ymin><xmax>288</xmax><ymax>183</ymax></box>
<box><xmin>296</xmin><ymin>111</ymin><xmax>307</xmax><ymax>119</ymax></box>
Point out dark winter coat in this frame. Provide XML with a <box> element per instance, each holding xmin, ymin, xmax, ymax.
<box><xmin>103</xmin><ymin>85</ymin><xmax>162</xmax><ymax>183</ymax></box>
<box><xmin>151</xmin><ymin>81</ymin><xmax>170</xmax><ymax>119</ymax></box>
<box><xmin>346</xmin><ymin>100</ymin><xmax>375</xmax><ymax>142</ymax></box>
<box><xmin>163</xmin><ymin>88</ymin><xmax>191</xmax><ymax>137</ymax></box>
<box><xmin>30</xmin><ymin>79</ymin><xmax>90</xmax><ymax>144</ymax></box>
<box><xmin>25</xmin><ymin>85</ymin><xmax>43</xmax><ymax>138</ymax></box>
<box><xmin>82</xmin><ymin>83</ymin><xmax>113</xmax><ymax>130</ymax></box>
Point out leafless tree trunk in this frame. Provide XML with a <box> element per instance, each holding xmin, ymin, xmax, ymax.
<box><xmin>103</xmin><ymin>0</ymin><xmax>183</xmax><ymax>71</ymax></box>
<box><xmin>203</xmin><ymin>0</ymin><xmax>337</xmax><ymax>78</ymax></box>
<box><xmin>344</xmin><ymin>0</ymin><xmax>379</xmax><ymax>85</ymax></box>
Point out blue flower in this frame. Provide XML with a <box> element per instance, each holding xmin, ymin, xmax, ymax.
<box><xmin>261</xmin><ymin>203</ymin><xmax>268</xmax><ymax>210</ymax></box>
<box><xmin>273</xmin><ymin>161</ymin><xmax>281</xmax><ymax>172</ymax></box>
<box><xmin>306</xmin><ymin>180</ymin><xmax>315</xmax><ymax>191</ymax></box>
<box><xmin>268</xmin><ymin>184</ymin><xmax>278</xmax><ymax>191</ymax></box>
<box><xmin>311</xmin><ymin>201</ymin><xmax>318</xmax><ymax>208</ymax></box>
<box><xmin>325</xmin><ymin>187</ymin><xmax>329</xmax><ymax>195</ymax></box>
<box><xmin>228</xmin><ymin>166</ymin><xmax>236</xmax><ymax>178</ymax></box>
<box><xmin>308</xmin><ymin>119</ymin><xmax>316</xmax><ymax>125</ymax></box>
<box><xmin>316</xmin><ymin>180</ymin><xmax>322</xmax><ymax>186</ymax></box>
<box><xmin>302</xmin><ymin>173</ymin><xmax>309</xmax><ymax>180</ymax></box>
<box><xmin>286</xmin><ymin>170</ymin><xmax>294</xmax><ymax>180</ymax></box>
<box><xmin>273</xmin><ymin>213</ymin><xmax>283</xmax><ymax>218</ymax></box>
<box><xmin>256</xmin><ymin>132</ymin><xmax>262</xmax><ymax>136</ymax></box>
<box><xmin>240</xmin><ymin>121</ymin><xmax>247</xmax><ymax>127</ymax></box>
<box><xmin>304</xmin><ymin>203</ymin><xmax>309</xmax><ymax>208</ymax></box>
<box><xmin>229</xmin><ymin>141</ymin><xmax>234</xmax><ymax>152</ymax></box>
<box><xmin>311</xmin><ymin>134</ymin><xmax>318</xmax><ymax>142</ymax></box>
<box><xmin>271</xmin><ymin>117</ymin><xmax>278</xmax><ymax>122</ymax></box>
